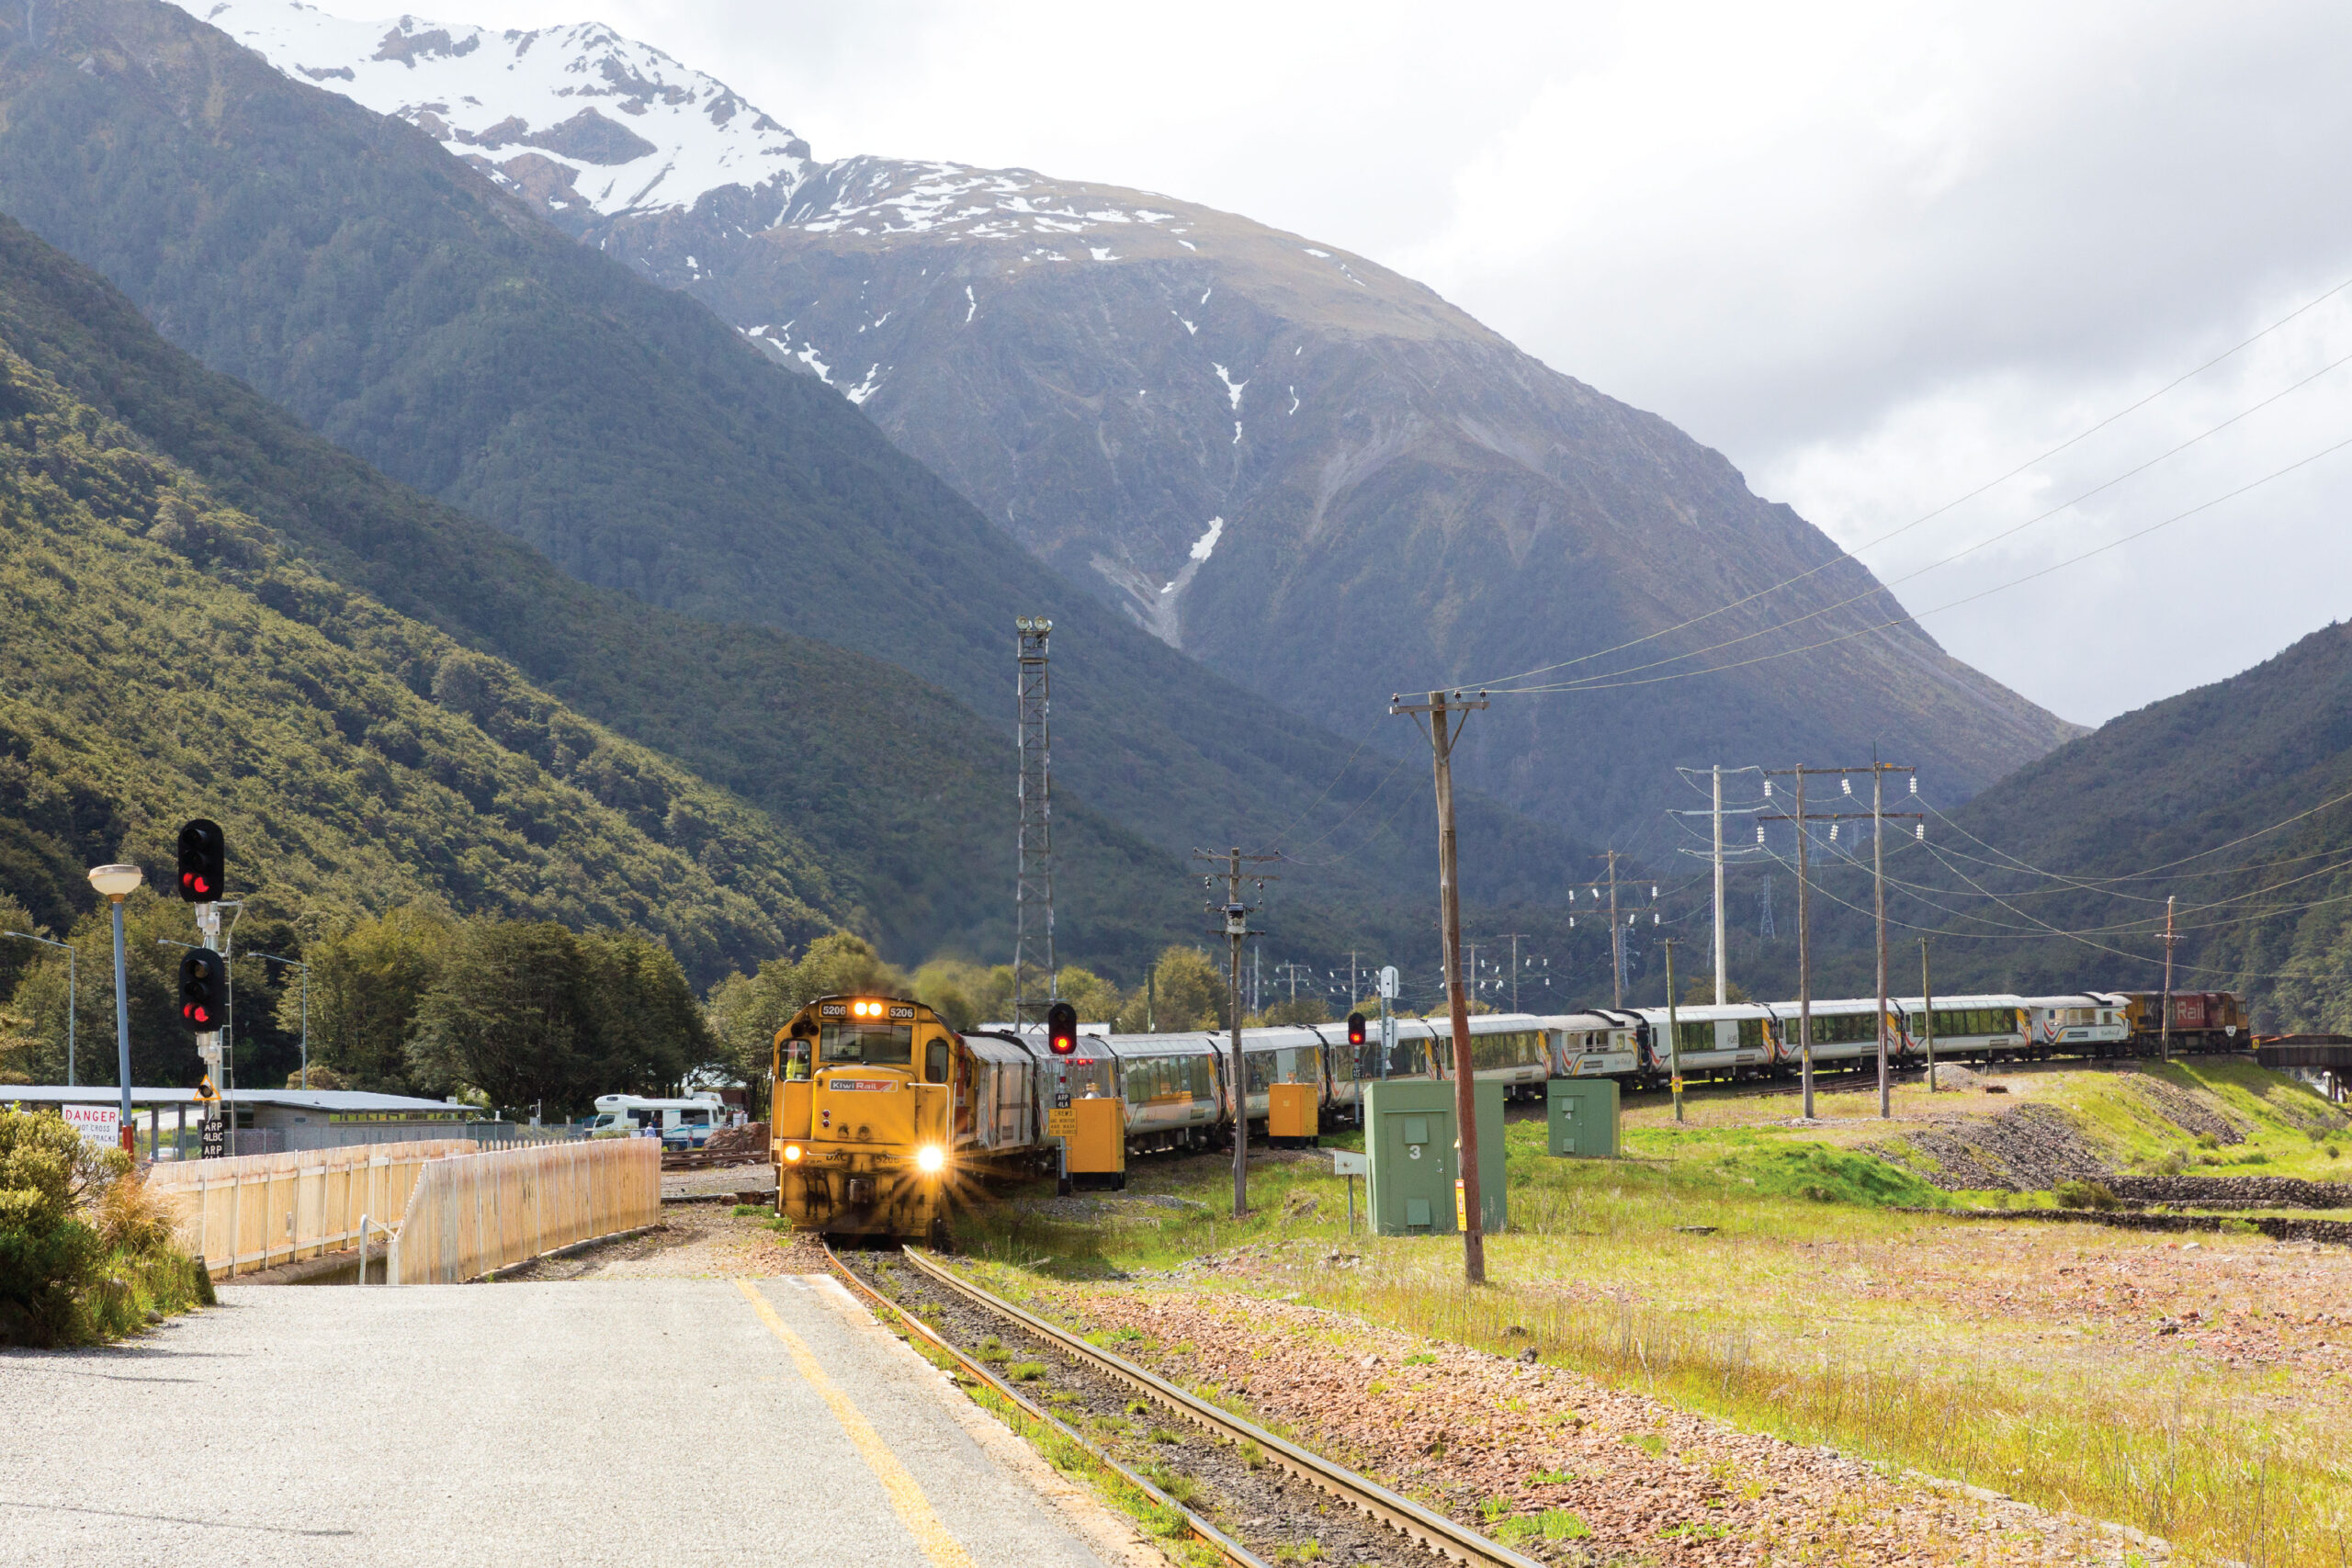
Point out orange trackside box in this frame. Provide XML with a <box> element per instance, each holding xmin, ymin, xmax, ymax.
<box><xmin>1066</xmin><ymin>1095</ymin><xmax>1125</xmax><ymax>1190</ymax></box>
<box><xmin>1268</xmin><ymin>1082</ymin><xmax>1318</xmax><ymax>1145</ymax></box>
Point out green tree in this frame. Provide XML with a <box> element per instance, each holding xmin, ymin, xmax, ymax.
<box><xmin>0</xmin><ymin>891</ymin><xmax>39</xmax><ymax>1002</ymax></box>
<box><xmin>911</xmin><ymin>958</ymin><xmax>1011</xmax><ymax>1032</ymax></box>
<box><xmin>577</xmin><ymin>929</ymin><xmax>714</xmax><ymax>1098</ymax></box>
<box><xmin>706</xmin><ymin>932</ymin><xmax>907</xmax><ymax>1087</ymax></box>
<box><xmin>1147</xmin><ymin>946</ymin><xmax>1228</xmax><ymax>1032</ymax></box>
<box><xmin>405</xmin><ymin>919</ymin><xmax>707</xmax><ymax>1116</ymax></box>
<box><xmin>297</xmin><ymin>905</ymin><xmax>454</xmax><ymax>1094</ymax></box>
<box><xmin>1054</xmin><ymin>966</ymin><xmax>1125</xmax><ymax>1025</ymax></box>
<box><xmin>1264</xmin><ymin>996</ymin><xmax>1332</xmax><ymax>1026</ymax></box>
<box><xmin>4</xmin><ymin>892</ymin><xmax>189</xmax><ymax>1090</ymax></box>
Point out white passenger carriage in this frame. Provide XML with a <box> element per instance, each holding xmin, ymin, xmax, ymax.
<box><xmin>1892</xmin><ymin>996</ymin><xmax>2033</xmax><ymax>1061</ymax></box>
<box><xmin>1627</xmin><ymin>1004</ymin><xmax>1776</xmax><ymax>1082</ymax></box>
<box><xmin>1768</xmin><ymin>998</ymin><xmax>1886</xmax><ymax>1068</ymax></box>
<box><xmin>2016</xmin><ymin>994</ymin><xmax>2131</xmax><ymax>1054</ymax></box>
<box><xmin>1100</xmin><ymin>1032</ymin><xmax>1227</xmax><ymax>1151</ymax></box>
<box><xmin>1549</xmin><ymin>1011</ymin><xmax>1641</xmax><ymax>1078</ymax></box>
<box><xmin>1429</xmin><ymin>1012</ymin><xmax>1559</xmax><ymax>1100</ymax></box>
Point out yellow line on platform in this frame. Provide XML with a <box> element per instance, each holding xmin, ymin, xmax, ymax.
<box><xmin>734</xmin><ymin>1278</ymin><xmax>977</xmax><ymax>1568</ymax></box>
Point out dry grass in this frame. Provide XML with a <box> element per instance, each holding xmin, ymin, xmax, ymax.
<box><xmin>964</xmin><ymin>1063</ymin><xmax>2352</xmax><ymax>1566</ymax></box>
<box><xmin>1317</xmin><ymin>1255</ymin><xmax>2347</xmax><ymax>1567</ymax></box>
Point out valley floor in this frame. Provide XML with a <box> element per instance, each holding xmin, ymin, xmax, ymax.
<box><xmin>951</xmin><ymin>1061</ymin><xmax>2352</xmax><ymax>1566</ymax></box>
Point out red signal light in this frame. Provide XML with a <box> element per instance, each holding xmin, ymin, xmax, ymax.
<box><xmin>1046</xmin><ymin>1001</ymin><xmax>1078</xmax><ymax>1055</ymax></box>
<box><xmin>1347</xmin><ymin>1011</ymin><xmax>1366</xmax><ymax>1047</ymax></box>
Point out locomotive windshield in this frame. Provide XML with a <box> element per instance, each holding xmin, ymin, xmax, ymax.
<box><xmin>820</xmin><ymin>1021</ymin><xmax>915</xmax><ymax>1066</ymax></box>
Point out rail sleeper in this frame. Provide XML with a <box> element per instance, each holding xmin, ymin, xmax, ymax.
<box><xmin>900</xmin><ymin>1247</ymin><xmax>1544</xmax><ymax>1568</ymax></box>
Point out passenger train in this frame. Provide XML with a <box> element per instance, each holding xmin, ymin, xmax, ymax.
<box><xmin>767</xmin><ymin>987</ymin><xmax>2247</xmax><ymax>1240</ymax></box>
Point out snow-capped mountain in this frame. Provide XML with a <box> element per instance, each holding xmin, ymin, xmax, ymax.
<box><xmin>184</xmin><ymin>0</ymin><xmax>2080</xmax><ymax>843</ymax></box>
<box><xmin>186</xmin><ymin>1</ymin><xmax>809</xmax><ymax>220</ymax></box>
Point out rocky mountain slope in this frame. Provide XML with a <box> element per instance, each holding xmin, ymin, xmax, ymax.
<box><xmin>180</xmin><ymin>2</ymin><xmax>2082</xmax><ymax>844</ymax></box>
<box><xmin>0</xmin><ymin>0</ymin><xmax>1601</xmax><ymax>986</ymax></box>
<box><xmin>0</xmin><ymin>208</ymin><xmax>1194</xmax><ymax>974</ymax></box>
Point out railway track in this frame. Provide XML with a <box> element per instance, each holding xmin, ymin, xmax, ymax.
<box><xmin>828</xmin><ymin>1242</ymin><xmax>1544</xmax><ymax>1568</ymax></box>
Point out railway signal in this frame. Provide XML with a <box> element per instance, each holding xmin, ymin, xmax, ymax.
<box><xmin>1046</xmin><ymin>1000</ymin><xmax>1078</xmax><ymax>1055</ymax></box>
<box><xmin>1347</xmin><ymin>1011</ymin><xmax>1366</xmax><ymax>1047</ymax></box>
<box><xmin>177</xmin><ymin>949</ymin><xmax>224</xmax><ymax>1032</ymax></box>
<box><xmin>176</xmin><ymin>818</ymin><xmax>225</xmax><ymax>902</ymax></box>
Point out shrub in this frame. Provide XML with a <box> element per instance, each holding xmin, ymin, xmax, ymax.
<box><xmin>2053</xmin><ymin>1179</ymin><xmax>2121</xmax><ymax>1211</ymax></box>
<box><xmin>0</xmin><ymin>1109</ymin><xmax>207</xmax><ymax>1347</ymax></box>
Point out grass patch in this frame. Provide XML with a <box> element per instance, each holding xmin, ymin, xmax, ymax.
<box><xmin>952</xmin><ymin>1060</ymin><xmax>2352</xmax><ymax>1568</ymax></box>
<box><xmin>1006</xmin><ymin>1360</ymin><xmax>1046</xmax><ymax>1382</ymax></box>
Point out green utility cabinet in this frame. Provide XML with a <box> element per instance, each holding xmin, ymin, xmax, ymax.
<box><xmin>1546</xmin><ymin>1077</ymin><xmax>1621</xmax><ymax>1158</ymax></box>
<box><xmin>1363</xmin><ymin>1079</ymin><xmax>1506</xmax><ymax>1236</ymax></box>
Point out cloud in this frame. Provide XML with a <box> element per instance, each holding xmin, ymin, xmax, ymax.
<box><xmin>372</xmin><ymin>0</ymin><xmax>2352</xmax><ymax>723</ymax></box>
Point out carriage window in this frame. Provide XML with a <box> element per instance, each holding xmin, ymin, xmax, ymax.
<box><xmin>926</xmin><ymin>1039</ymin><xmax>950</xmax><ymax>1083</ymax></box>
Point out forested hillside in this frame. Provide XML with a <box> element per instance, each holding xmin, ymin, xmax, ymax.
<box><xmin>0</xmin><ymin>0</ymin><xmax>1596</xmax><ymax>941</ymax></box>
<box><xmin>1669</xmin><ymin>622</ymin><xmax>2352</xmax><ymax>1030</ymax></box>
<box><xmin>0</xmin><ymin>305</ymin><xmax>833</xmax><ymax>981</ymax></box>
<box><xmin>0</xmin><ymin>212</ymin><xmax>1190</xmax><ymax>970</ymax></box>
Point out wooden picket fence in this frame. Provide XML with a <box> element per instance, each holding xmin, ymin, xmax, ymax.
<box><xmin>149</xmin><ymin>1141</ymin><xmax>475</xmax><ymax>1280</ymax></box>
<box><xmin>388</xmin><ymin>1138</ymin><xmax>659</xmax><ymax>1285</ymax></box>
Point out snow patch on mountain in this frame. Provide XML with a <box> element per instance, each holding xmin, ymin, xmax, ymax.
<box><xmin>178</xmin><ymin>0</ymin><xmax>810</xmax><ymax>217</ymax></box>
<box><xmin>1188</xmin><ymin>516</ymin><xmax>1226</xmax><ymax>563</ymax></box>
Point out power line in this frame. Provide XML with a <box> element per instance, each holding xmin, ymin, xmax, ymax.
<box><xmin>1469</xmin><ymin>267</ymin><xmax>2352</xmax><ymax>692</ymax></box>
<box><xmin>1492</xmin><ymin>431</ymin><xmax>2352</xmax><ymax>696</ymax></box>
<box><xmin>1499</xmin><ymin>351</ymin><xmax>2352</xmax><ymax>694</ymax></box>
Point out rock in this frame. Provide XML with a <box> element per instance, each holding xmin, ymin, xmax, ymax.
<box><xmin>1518</xmin><ymin>1348</ymin><xmax>1540</xmax><ymax>1365</ymax></box>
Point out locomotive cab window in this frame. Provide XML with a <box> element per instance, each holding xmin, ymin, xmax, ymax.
<box><xmin>925</xmin><ymin>1038</ymin><xmax>951</xmax><ymax>1083</ymax></box>
<box><xmin>820</xmin><ymin>1021</ymin><xmax>914</xmax><ymax>1066</ymax></box>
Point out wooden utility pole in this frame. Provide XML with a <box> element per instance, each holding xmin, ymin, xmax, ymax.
<box><xmin>1196</xmin><ymin>846</ymin><xmax>1278</xmax><ymax>1219</ymax></box>
<box><xmin>1596</xmin><ymin>849</ymin><xmax>1625</xmax><ymax>1010</ymax></box>
<box><xmin>1392</xmin><ymin>688</ymin><xmax>1490</xmax><ymax>1287</ymax></box>
<box><xmin>1663</xmin><ymin>939</ymin><xmax>1684</xmax><ymax>1122</ymax></box>
<box><xmin>1713</xmin><ymin>765</ymin><xmax>1728</xmax><ymax>1006</ymax></box>
<box><xmin>1919</xmin><ymin>938</ymin><xmax>1936</xmax><ymax>1091</ymax></box>
<box><xmin>1871</xmin><ymin>761</ymin><xmax>1890</xmax><ymax>1120</ymax></box>
<box><xmin>1764</xmin><ymin>763</ymin><xmax>1920</xmax><ymax>1121</ymax></box>
<box><xmin>2159</xmin><ymin>895</ymin><xmax>2177</xmax><ymax>1064</ymax></box>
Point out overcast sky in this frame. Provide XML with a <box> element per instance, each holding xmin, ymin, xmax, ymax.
<box><xmin>378</xmin><ymin>0</ymin><xmax>2350</xmax><ymax>727</ymax></box>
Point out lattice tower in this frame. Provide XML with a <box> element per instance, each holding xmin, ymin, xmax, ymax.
<box><xmin>1012</xmin><ymin>617</ymin><xmax>1055</xmax><ymax>1028</ymax></box>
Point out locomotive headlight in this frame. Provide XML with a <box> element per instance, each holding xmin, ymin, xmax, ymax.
<box><xmin>916</xmin><ymin>1145</ymin><xmax>946</xmax><ymax>1175</ymax></box>
<box><xmin>783</xmin><ymin>1144</ymin><xmax>804</xmax><ymax>1163</ymax></box>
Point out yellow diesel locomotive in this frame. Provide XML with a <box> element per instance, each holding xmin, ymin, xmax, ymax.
<box><xmin>770</xmin><ymin>994</ymin><xmax>1078</xmax><ymax>1244</ymax></box>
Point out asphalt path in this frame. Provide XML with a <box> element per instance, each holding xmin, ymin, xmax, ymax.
<box><xmin>0</xmin><ymin>1276</ymin><xmax>1131</xmax><ymax>1566</ymax></box>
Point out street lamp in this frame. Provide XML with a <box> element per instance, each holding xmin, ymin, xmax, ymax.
<box><xmin>86</xmin><ymin>863</ymin><xmax>142</xmax><ymax>1153</ymax></box>
<box><xmin>3</xmin><ymin>930</ymin><xmax>73</xmax><ymax>1086</ymax></box>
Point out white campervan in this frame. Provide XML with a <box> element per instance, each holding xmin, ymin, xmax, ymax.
<box><xmin>588</xmin><ymin>1092</ymin><xmax>728</xmax><ymax>1148</ymax></box>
